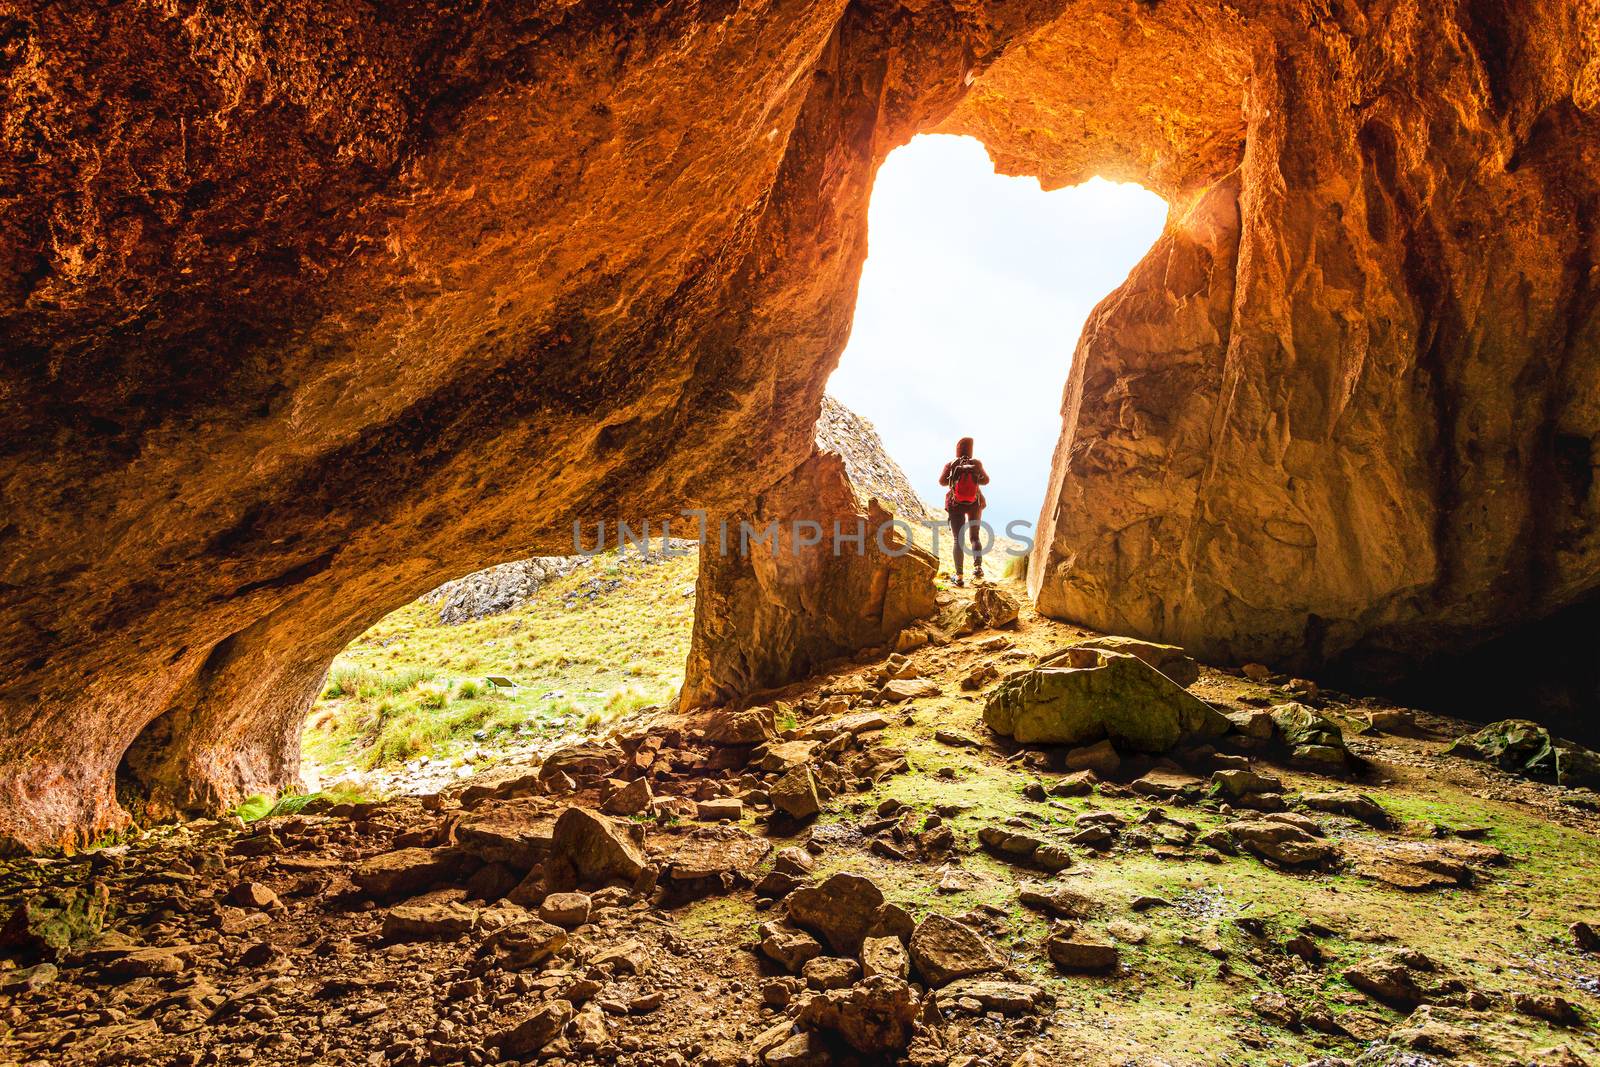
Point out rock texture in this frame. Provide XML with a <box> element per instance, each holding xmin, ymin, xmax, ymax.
<box><xmin>813</xmin><ymin>395</ymin><xmax>934</xmax><ymax>522</ymax></box>
<box><xmin>2</xmin><ymin>0</ymin><xmax>1599</xmax><ymax>849</ymax></box>
<box><xmin>422</xmin><ymin>557</ymin><xmax>589</xmax><ymax>626</ymax></box>
<box><xmin>681</xmin><ymin>449</ymin><xmax>937</xmax><ymax>709</ymax></box>
<box><xmin>1009</xmin><ymin>2</ymin><xmax>1600</xmax><ymax>687</ymax></box>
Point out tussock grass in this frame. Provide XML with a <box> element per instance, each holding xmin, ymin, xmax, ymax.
<box><xmin>302</xmin><ymin>547</ymin><xmax>697</xmax><ymax>779</ymax></box>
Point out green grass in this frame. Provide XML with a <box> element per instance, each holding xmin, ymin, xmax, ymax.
<box><xmin>301</xmin><ymin>547</ymin><xmax>698</xmax><ymax>780</ymax></box>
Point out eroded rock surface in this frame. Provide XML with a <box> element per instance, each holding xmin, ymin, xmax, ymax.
<box><xmin>2</xmin><ymin>0</ymin><xmax>1599</xmax><ymax>850</ymax></box>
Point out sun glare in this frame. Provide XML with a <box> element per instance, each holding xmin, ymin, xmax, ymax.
<box><xmin>827</xmin><ymin>134</ymin><xmax>1168</xmax><ymax>530</ymax></box>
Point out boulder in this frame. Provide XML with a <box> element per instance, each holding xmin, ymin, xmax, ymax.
<box><xmin>547</xmin><ymin>807</ymin><xmax>647</xmax><ymax>887</ymax></box>
<box><xmin>908</xmin><ymin>914</ymin><xmax>1004</xmax><ymax>986</ymax></box>
<box><xmin>1269</xmin><ymin>703</ymin><xmax>1351</xmax><ymax>766</ymax></box>
<box><xmin>538</xmin><ymin>892</ymin><xmax>591</xmax><ymax>928</ymax></box>
<box><xmin>963</xmin><ymin>585</ymin><xmax>1020</xmax><ymax>631</ymax></box>
<box><xmin>1044</xmin><ymin>926</ymin><xmax>1119</xmax><ymax>972</ymax></box>
<box><xmin>1018</xmin><ymin>883</ymin><xmax>1099</xmax><ymax>919</ymax></box>
<box><xmin>1056</xmin><ymin>636</ymin><xmax>1199</xmax><ymax>687</ymax></box>
<box><xmin>796</xmin><ymin>974</ymin><xmax>919</xmax><ymax>1054</ymax></box>
<box><xmin>802</xmin><ymin>955</ymin><xmax>861</xmax><ymax>990</ymax></box>
<box><xmin>0</xmin><ymin>885</ymin><xmax>109</xmax><ymax>957</ymax></box>
<box><xmin>682</xmin><ymin>455</ymin><xmax>938</xmax><ymax>710</ymax></box>
<box><xmin>861</xmin><ymin>935</ymin><xmax>910</xmax><ymax>980</ymax></box>
<box><xmin>770</xmin><ymin>766</ymin><xmax>822</xmax><ymax>820</ymax></box>
<box><xmin>1064</xmin><ymin>739</ymin><xmax>1122</xmax><ymax>775</ymax></box>
<box><xmin>484</xmin><ymin>919</ymin><xmax>570</xmax><ymax>970</ymax></box>
<box><xmin>703</xmin><ymin>708</ymin><xmax>777</xmax><ymax>746</ymax></box>
<box><xmin>984</xmin><ymin>650</ymin><xmax>1229</xmax><ymax>750</ymax></box>
<box><xmin>938</xmin><ymin>978</ymin><xmax>1046</xmax><ymax>1015</ymax></box>
<box><xmin>786</xmin><ymin>873</ymin><xmax>887</xmax><ymax>955</ymax></box>
<box><xmin>382</xmin><ymin>902</ymin><xmax>478</xmax><ymax>941</ymax></box>
<box><xmin>880</xmin><ymin>678</ymin><xmax>940</xmax><ymax>702</ymax></box>
<box><xmin>497</xmin><ymin>1001</ymin><xmax>574</xmax><ymax>1057</ymax></box>
<box><xmin>760</xmin><ymin>921</ymin><xmax>825</xmax><ymax>972</ymax></box>
<box><xmin>351</xmin><ymin>847</ymin><xmax>471</xmax><ymax>901</ymax></box>
<box><xmin>1225</xmin><ymin>819</ymin><xmax>1337</xmax><ymax>867</ymax></box>
<box><xmin>1445</xmin><ymin>719</ymin><xmax>1600</xmax><ymax>788</ymax></box>
<box><xmin>602</xmin><ymin>777</ymin><xmax>654</xmax><ymax>816</ymax></box>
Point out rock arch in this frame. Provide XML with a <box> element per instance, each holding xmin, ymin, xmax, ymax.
<box><xmin>1</xmin><ymin>0</ymin><xmax>1597</xmax><ymax>850</ymax></box>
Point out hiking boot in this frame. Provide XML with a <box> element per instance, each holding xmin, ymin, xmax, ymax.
<box><xmin>952</xmin><ymin>574</ymin><xmax>965</xmax><ymax>588</ymax></box>
<box><xmin>973</xmin><ymin>565</ymin><xmax>985</xmax><ymax>583</ymax></box>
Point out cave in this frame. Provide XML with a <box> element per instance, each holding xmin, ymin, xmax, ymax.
<box><xmin>3</xmin><ymin>3</ymin><xmax>1600</xmax><ymax>1061</ymax></box>
<box><xmin>0</xmin><ymin>0</ymin><xmax>1594</xmax><ymax>851</ymax></box>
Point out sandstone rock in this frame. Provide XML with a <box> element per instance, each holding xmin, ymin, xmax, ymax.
<box><xmin>661</xmin><ymin>824</ymin><xmax>772</xmax><ymax>900</ymax></box>
<box><xmin>455</xmin><ymin>812</ymin><xmax>554</xmax><ymax>870</ymax></box>
<box><xmin>1064</xmin><ymin>739</ymin><xmax>1122</xmax><ymax>775</ymax></box>
<box><xmin>539</xmin><ymin>741</ymin><xmax>623</xmax><ymax>784</ymax></box>
<box><xmin>1048</xmin><ymin>770</ymin><xmax>1096</xmax><ymax>797</ymax></box>
<box><xmin>908</xmin><ymin>913</ymin><xmax>1004</xmax><ymax>987</ymax></box>
<box><xmin>702</xmin><ymin>708</ymin><xmax>777</xmax><ymax>746</ymax></box>
<box><xmin>1299</xmin><ymin>790</ymin><xmax>1392</xmax><ymax>828</ymax></box>
<box><xmin>760</xmin><ymin>921</ymin><xmax>825</xmax><ymax>973</ymax></box>
<box><xmin>1211</xmin><ymin>768</ymin><xmax>1283</xmax><ymax>800</ymax></box>
<box><xmin>802</xmin><ymin>955</ymin><xmax>861</xmax><ymax>990</ymax></box>
<box><xmin>1</xmin><ymin>885</ymin><xmax>109</xmax><ymax>957</ymax></box>
<box><xmin>423</xmin><ymin>556</ymin><xmax>586</xmax><ymax>624</ymax></box>
<box><xmin>547</xmin><ymin>807</ymin><xmax>646</xmax><ymax>887</ymax></box>
<box><xmin>861</xmin><ymin>935</ymin><xmax>910</xmax><ymax>980</ymax></box>
<box><xmin>938</xmin><ymin>978</ymin><xmax>1045</xmax><ymax>1015</ymax></box>
<box><xmin>963</xmin><ymin>585</ymin><xmax>1020</xmax><ymax>631</ymax></box>
<box><xmin>382</xmin><ymin>901</ymin><xmax>477</xmax><ymax>941</ymax></box>
<box><xmin>538</xmin><ymin>892</ymin><xmax>591</xmax><ymax>928</ymax></box>
<box><xmin>1223</xmin><ymin>708</ymin><xmax>1276</xmax><ymax>741</ymax></box>
<box><xmin>683</xmin><ymin>457</ymin><xmax>937</xmax><ymax>710</ymax></box>
<box><xmin>1572</xmin><ymin>921</ymin><xmax>1600</xmax><ymax>952</ymax></box>
<box><xmin>695</xmin><ymin>798</ymin><xmax>743</xmax><ymax>822</ymax></box>
<box><xmin>984</xmin><ymin>651</ymin><xmax>1228</xmax><ymax>750</ymax></box>
<box><xmin>764</xmin><ymin>1031</ymin><xmax>827</xmax><ymax>1067</ymax></box>
<box><xmin>1018</xmin><ymin>883</ymin><xmax>1099</xmax><ymax>919</ymax></box>
<box><xmin>787</xmin><ymin>873</ymin><xmax>885</xmax><ymax>955</ymax></box>
<box><xmin>770</xmin><ymin>766</ymin><xmax>822</xmax><ymax>820</ymax></box>
<box><xmin>978</xmin><ymin>825</ymin><xmax>1073</xmax><ymax>872</ymax></box>
<box><xmin>1344</xmin><ymin>956</ymin><xmax>1427</xmax><ymax>1009</ymax></box>
<box><xmin>796</xmin><ymin>974</ymin><xmax>918</xmax><ymax>1054</ymax></box>
<box><xmin>602</xmin><ymin>778</ymin><xmax>654</xmax><ymax>817</ymax></box>
<box><xmin>1269</xmin><ymin>703</ymin><xmax>1350</xmax><ymax>767</ymax></box>
<box><xmin>1225</xmin><ymin>820</ymin><xmax>1337</xmax><ymax>867</ymax></box>
<box><xmin>498</xmin><ymin>1001</ymin><xmax>574</xmax><ymax>1057</ymax></box>
<box><xmin>880</xmin><ymin>678</ymin><xmax>940</xmax><ymax>702</ymax></box>
<box><xmin>1045</xmin><ymin>926</ymin><xmax>1119</xmax><ymax>972</ymax></box>
<box><xmin>352</xmin><ymin>847</ymin><xmax>470</xmax><ymax>900</ymax></box>
<box><xmin>225</xmin><ymin>881</ymin><xmax>281</xmax><ymax>910</ymax></box>
<box><xmin>1060</xmin><ymin>636</ymin><xmax>1200</xmax><ymax>687</ymax></box>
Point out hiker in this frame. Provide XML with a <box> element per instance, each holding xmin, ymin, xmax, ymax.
<box><xmin>939</xmin><ymin>436</ymin><xmax>990</xmax><ymax>587</ymax></box>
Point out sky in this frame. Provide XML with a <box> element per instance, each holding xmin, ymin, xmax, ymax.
<box><xmin>826</xmin><ymin>134</ymin><xmax>1169</xmax><ymax>533</ymax></box>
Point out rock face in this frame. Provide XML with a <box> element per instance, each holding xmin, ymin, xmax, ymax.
<box><xmin>681</xmin><ymin>450</ymin><xmax>937</xmax><ymax>709</ymax></box>
<box><xmin>1007</xmin><ymin>2</ymin><xmax>1600</xmax><ymax>688</ymax></box>
<box><xmin>421</xmin><ymin>557</ymin><xmax>588</xmax><ymax>625</ymax></box>
<box><xmin>812</xmin><ymin>395</ymin><xmax>935</xmax><ymax>522</ymax></box>
<box><xmin>2</xmin><ymin>1</ymin><xmax>1598</xmax><ymax>849</ymax></box>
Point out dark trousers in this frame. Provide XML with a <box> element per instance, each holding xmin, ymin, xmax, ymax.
<box><xmin>947</xmin><ymin>504</ymin><xmax>984</xmax><ymax>575</ymax></box>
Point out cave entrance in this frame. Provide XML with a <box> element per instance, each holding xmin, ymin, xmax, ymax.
<box><xmin>828</xmin><ymin>134</ymin><xmax>1166</xmax><ymax>566</ymax></box>
<box><xmin>298</xmin><ymin>543</ymin><xmax>700</xmax><ymax>801</ymax></box>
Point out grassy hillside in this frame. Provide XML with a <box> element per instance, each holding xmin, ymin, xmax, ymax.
<box><xmin>301</xmin><ymin>547</ymin><xmax>700</xmax><ymax>787</ymax></box>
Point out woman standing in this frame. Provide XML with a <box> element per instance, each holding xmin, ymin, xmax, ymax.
<box><xmin>939</xmin><ymin>437</ymin><xmax>990</xmax><ymax>586</ymax></box>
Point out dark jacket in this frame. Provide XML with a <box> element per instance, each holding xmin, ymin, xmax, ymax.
<box><xmin>940</xmin><ymin>458</ymin><xmax>989</xmax><ymax>511</ymax></box>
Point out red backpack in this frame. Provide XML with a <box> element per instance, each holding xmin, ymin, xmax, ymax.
<box><xmin>951</xmin><ymin>461</ymin><xmax>980</xmax><ymax>504</ymax></box>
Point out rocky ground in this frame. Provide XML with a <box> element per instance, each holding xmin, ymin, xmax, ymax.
<box><xmin>3</xmin><ymin>584</ymin><xmax>1598</xmax><ymax>1067</ymax></box>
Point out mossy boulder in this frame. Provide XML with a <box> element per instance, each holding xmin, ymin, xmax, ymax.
<box><xmin>1445</xmin><ymin>719</ymin><xmax>1600</xmax><ymax>788</ymax></box>
<box><xmin>982</xmin><ymin>650</ymin><xmax>1228</xmax><ymax>751</ymax></box>
<box><xmin>0</xmin><ymin>883</ymin><xmax>110</xmax><ymax>959</ymax></box>
<box><xmin>1269</xmin><ymin>702</ymin><xmax>1350</xmax><ymax>766</ymax></box>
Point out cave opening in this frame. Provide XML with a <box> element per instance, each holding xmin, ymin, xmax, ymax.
<box><xmin>298</xmin><ymin>543</ymin><xmax>701</xmax><ymax>801</ymax></box>
<box><xmin>828</xmin><ymin>134</ymin><xmax>1167</xmax><ymax>550</ymax></box>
